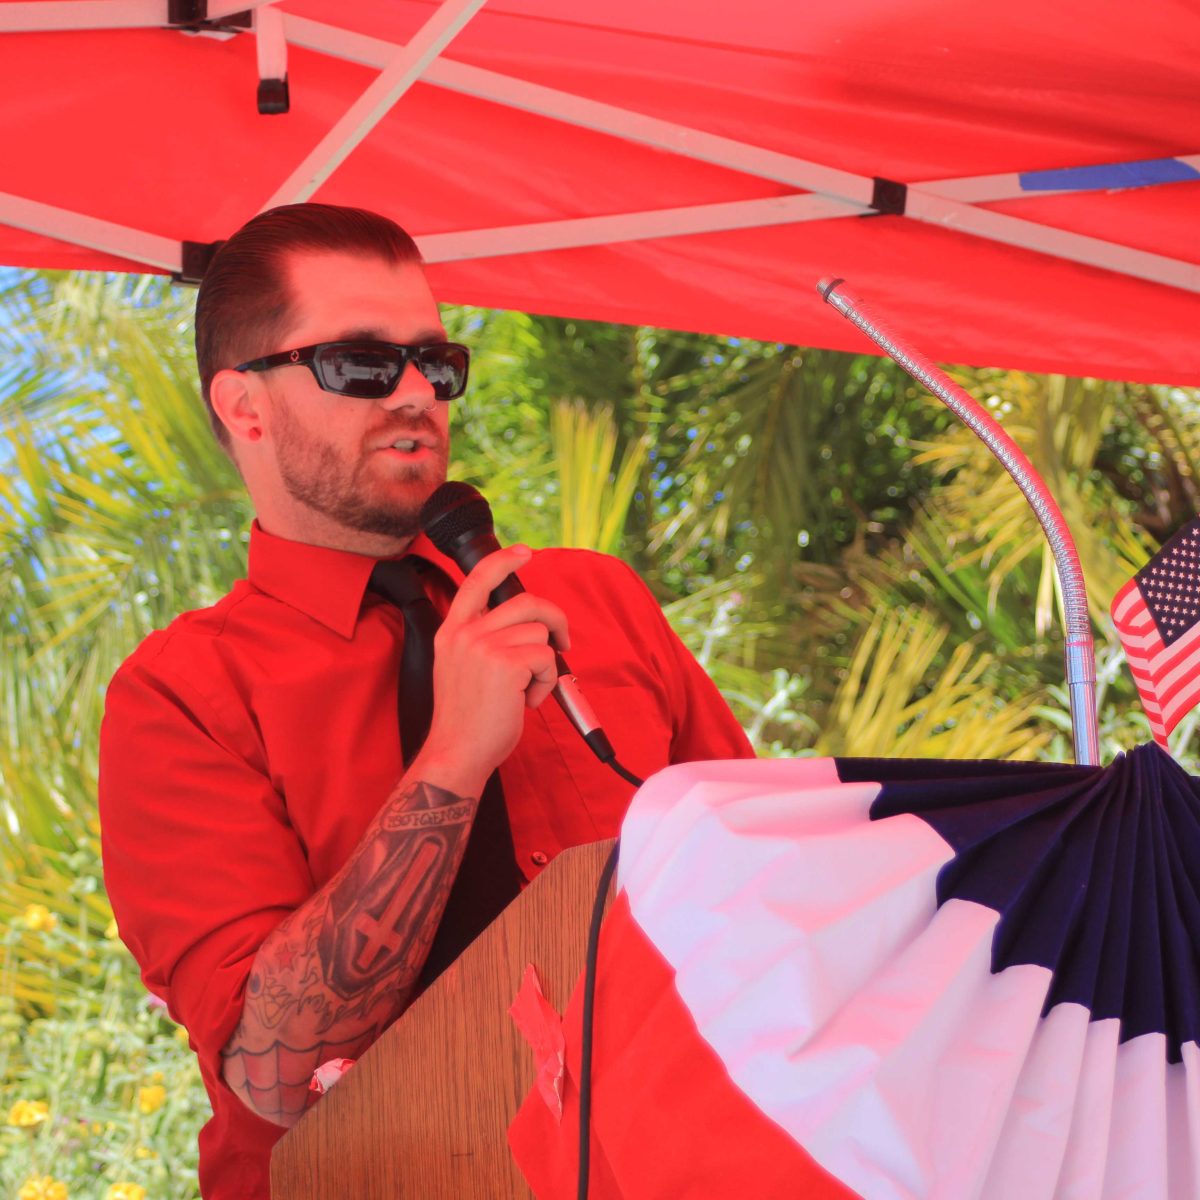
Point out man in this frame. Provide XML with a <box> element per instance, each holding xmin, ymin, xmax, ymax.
<box><xmin>99</xmin><ymin>203</ymin><xmax>753</xmax><ymax>1198</ymax></box>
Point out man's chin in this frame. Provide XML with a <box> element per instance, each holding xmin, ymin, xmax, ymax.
<box><xmin>342</xmin><ymin>473</ymin><xmax>448</xmax><ymax>539</ymax></box>
<box><xmin>339</xmin><ymin>506</ymin><xmax>423</xmax><ymax>540</ymax></box>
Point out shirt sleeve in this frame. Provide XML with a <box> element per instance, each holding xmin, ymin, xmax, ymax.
<box><xmin>98</xmin><ymin>647</ymin><xmax>316</xmax><ymax>1087</ymax></box>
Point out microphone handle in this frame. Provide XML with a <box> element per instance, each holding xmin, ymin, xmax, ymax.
<box><xmin>445</xmin><ymin>532</ymin><xmax>615</xmax><ymax>760</ymax></box>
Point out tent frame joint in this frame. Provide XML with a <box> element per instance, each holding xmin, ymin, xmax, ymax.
<box><xmin>165</xmin><ymin>1</ymin><xmax>252</xmax><ymax>33</ymax></box>
<box><xmin>174</xmin><ymin>239</ymin><xmax>221</xmax><ymax>285</ymax></box>
<box><xmin>257</xmin><ymin>75</ymin><xmax>289</xmax><ymax>114</ymax></box>
<box><xmin>868</xmin><ymin>177</ymin><xmax>908</xmax><ymax>217</ymax></box>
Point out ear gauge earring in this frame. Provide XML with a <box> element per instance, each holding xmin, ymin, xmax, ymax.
<box><xmin>247</xmin><ymin>428</ymin><xmax>262</xmax><ymax>442</ymax></box>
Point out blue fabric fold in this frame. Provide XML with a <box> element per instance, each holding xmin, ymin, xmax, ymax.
<box><xmin>836</xmin><ymin>745</ymin><xmax>1200</xmax><ymax>1060</ymax></box>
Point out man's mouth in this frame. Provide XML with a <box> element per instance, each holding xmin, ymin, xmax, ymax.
<box><xmin>378</xmin><ymin>432</ymin><xmax>438</xmax><ymax>454</ymax></box>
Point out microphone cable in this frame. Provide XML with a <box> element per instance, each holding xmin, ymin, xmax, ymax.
<box><xmin>577</xmin><ymin>836</ymin><xmax>623</xmax><ymax>1200</ymax></box>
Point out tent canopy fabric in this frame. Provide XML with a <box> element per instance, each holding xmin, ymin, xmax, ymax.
<box><xmin>2</xmin><ymin>0</ymin><xmax>1198</xmax><ymax>383</ymax></box>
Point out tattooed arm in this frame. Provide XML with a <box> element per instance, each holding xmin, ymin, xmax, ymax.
<box><xmin>220</xmin><ymin>544</ymin><xmax>567</xmax><ymax>1127</ymax></box>
<box><xmin>219</xmin><ymin>771</ymin><xmax>480</xmax><ymax>1126</ymax></box>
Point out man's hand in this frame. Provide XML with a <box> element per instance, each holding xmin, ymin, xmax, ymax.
<box><xmin>416</xmin><ymin>544</ymin><xmax>568</xmax><ymax>796</ymax></box>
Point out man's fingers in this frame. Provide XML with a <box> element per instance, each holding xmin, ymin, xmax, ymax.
<box><xmin>487</xmin><ymin>621</ymin><xmax>555</xmax><ymax>649</ymax></box>
<box><xmin>443</xmin><ymin>547</ymin><xmax>571</xmax><ymax>651</ymax></box>
<box><xmin>446</xmin><ymin>545</ymin><xmax>533</xmax><ymax>621</ymax></box>
<box><xmin>521</xmin><ymin>645</ymin><xmax>559</xmax><ymax>709</ymax></box>
<box><xmin>470</xmin><ymin>594</ymin><xmax>569</xmax><ymax>650</ymax></box>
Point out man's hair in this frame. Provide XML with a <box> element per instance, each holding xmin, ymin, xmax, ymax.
<box><xmin>194</xmin><ymin>203</ymin><xmax>423</xmax><ymax>448</ymax></box>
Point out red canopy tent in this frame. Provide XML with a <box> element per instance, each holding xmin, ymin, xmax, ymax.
<box><xmin>1</xmin><ymin>0</ymin><xmax>1198</xmax><ymax>383</ymax></box>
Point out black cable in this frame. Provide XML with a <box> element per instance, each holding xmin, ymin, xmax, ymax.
<box><xmin>606</xmin><ymin>757</ymin><xmax>644</xmax><ymax>788</ymax></box>
<box><xmin>577</xmin><ymin>838</ymin><xmax>621</xmax><ymax>1200</ymax></box>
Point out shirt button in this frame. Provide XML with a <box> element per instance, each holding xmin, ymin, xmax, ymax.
<box><xmin>530</xmin><ymin>851</ymin><xmax>549</xmax><ymax>867</ymax></box>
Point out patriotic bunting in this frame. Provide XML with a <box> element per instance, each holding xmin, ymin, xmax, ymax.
<box><xmin>511</xmin><ymin>750</ymin><xmax>1200</xmax><ymax>1199</ymax></box>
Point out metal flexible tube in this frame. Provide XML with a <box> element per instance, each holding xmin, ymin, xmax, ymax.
<box><xmin>817</xmin><ymin>278</ymin><xmax>1099</xmax><ymax>765</ymax></box>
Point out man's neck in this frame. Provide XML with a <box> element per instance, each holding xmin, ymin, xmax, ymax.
<box><xmin>254</xmin><ymin>513</ymin><xmax>417</xmax><ymax>560</ymax></box>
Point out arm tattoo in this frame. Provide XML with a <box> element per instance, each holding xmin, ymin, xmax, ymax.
<box><xmin>220</xmin><ymin>780</ymin><xmax>476</xmax><ymax>1126</ymax></box>
<box><xmin>318</xmin><ymin>798</ymin><xmax>472</xmax><ymax>996</ymax></box>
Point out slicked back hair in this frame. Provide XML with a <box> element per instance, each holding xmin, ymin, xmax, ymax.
<box><xmin>194</xmin><ymin>203</ymin><xmax>423</xmax><ymax>449</ymax></box>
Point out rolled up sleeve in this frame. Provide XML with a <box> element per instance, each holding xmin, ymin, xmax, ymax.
<box><xmin>99</xmin><ymin>651</ymin><xmax>315</xmax><ymax>1086</ymax></box>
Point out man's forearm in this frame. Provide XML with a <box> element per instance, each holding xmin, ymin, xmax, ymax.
<box><xmin>220</xmin><ymin>777</ymin><xmax>478</xmax><ymax>1126</ymax></box>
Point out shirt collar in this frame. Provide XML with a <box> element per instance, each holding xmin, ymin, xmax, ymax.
<box><xmin>247</xmin><ymin>520</ymin><xmax>467</xmax><ymax>639</ymax></box>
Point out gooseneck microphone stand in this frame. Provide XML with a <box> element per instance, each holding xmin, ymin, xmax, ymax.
<box><xmin>818</xmin><ymin>278</ymin><xmax>1100</xmax><ymax>767</ymax></box>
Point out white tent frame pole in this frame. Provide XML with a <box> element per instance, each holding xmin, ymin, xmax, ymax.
<box><xmin>285</xmin><ymin>4</ymin><xmax>1200</xmax><ymax>214</ymax></box>
<box><xmin>428</xmin><ymin>58</ymin><xmax>1200</xmax><ymax>293</ymax></box>
<box><xmin>420</xmin><ymin>163</ymin><xmax>1200</xmax><ymax>264</ymax></box>
<box><xmin>0</xmin><ymin>191</ymin><xmax>180</xmax><ymax>271</ymax></box>
<box><xmin>258</xmin><ymin>0</ymin><xmax>488</xmax><ymax>211</ymax></box>
<box><xmin>0</xmin><ymin>0</ymin><xmax>274</xmax><ymax>32</ymax></box>
<box><xmin>0</xmin><ymin>188</ymin><xmax>868</xmax><ymax>273</ymax></box>
<box><xmin>0</xmin><ymin>11</ymin><xmax>1194</xmax><ymax>290</ymax></box>
<box><xmin>284</xmin><ymin>17</ymin><xmax>876</xmax><ymax>205</ymax></box>
<box><xmin>418</xmin><ymin>194</ymin><xmax>867</xmax><ymax>263</ymax></box>
<box><xmin>906</xmin><ymin>190</ymin><xmax>1198</xmax><ymax>292</ymax></box>
<box><xmin>285</xmin><ymin>15</ymin><xmax>1200</xmax><ymax>294</ymax></box>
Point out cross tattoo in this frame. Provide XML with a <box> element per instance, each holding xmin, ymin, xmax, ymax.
<box><xmin>351</xmin><ymin>839</ymin><xmax>441</xmax><ymax>975</ymax></box>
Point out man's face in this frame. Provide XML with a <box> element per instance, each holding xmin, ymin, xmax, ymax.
<box><xmin>258</xmin><ymin>250</ymin><xmax>452</xmax><ymax>549</ymax></box>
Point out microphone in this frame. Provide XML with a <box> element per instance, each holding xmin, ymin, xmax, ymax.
<box><xmin>419</xmin><ymin>482</ymin><xmax>620</xmax><ymax>769</ymax></box>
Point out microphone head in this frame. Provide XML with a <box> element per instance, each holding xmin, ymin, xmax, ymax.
<box><xmin>420</xmin><ymin>481</ymin><xmax>494</xmax><ymax>556</ymax></box>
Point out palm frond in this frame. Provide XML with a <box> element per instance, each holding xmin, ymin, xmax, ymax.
<box><xmin>551</xmin><ymin>399</ymin><xmax>649</xmax><ymax>555</ymax></box>
<box><xmin>813</xmin><ymin>607</ymin><xmax>1050</xmax><ymax>760</ymax></box>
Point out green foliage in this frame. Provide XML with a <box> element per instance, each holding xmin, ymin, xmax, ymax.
<box><xmin>551</xmin><ymin>400</ymin><xmax>649</xmax><ymax>555</ymax></box>
<box><xmin>813</xmin><ymin>606</ymin><xmax>1049</xmax><ymax>761</ymax></box>
<box><xmin>4</xmin><ymin>265</ymin><xmax>1200</xmax><ymax>1194</ymax></box>
<box><xmin>0</xmin><ymin>839</ymin><xmax>202</xmax><ymax>1199</ymax></box>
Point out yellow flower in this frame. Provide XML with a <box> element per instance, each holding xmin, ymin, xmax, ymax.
<box><xmin>20</xmin><ymin>905</ymin><xmax>56</xmax><ymax>933</ymax></box>
<box><xmin>136</xmin><ymin>1084</ymin><xmax>166</xmax><ymax>1115</ymax></box>
<box><xmin>91</xmin><ymin>1121</ymin><xmax>104</xmax><ymax>1135</ymax></box>
<box><xmin>17</xmin><ymin>1176</ymin><xmax>68</xmax><ymax>1200</ymax></box>
<box><xmin>149</xmin><ymin>1071</ymin><xmax>164</xmax><ymax>1084</ymax></box>
<box><xmin>7</xmin><ymin>1099</ymin><xmax>49</xmax><ymax>1127</ymax></box>
<box><xmin>104</xmin><ymin>919</ymin><xmax>120</xmax><ymax>940</ymax></box>
<box><xmin>173</xmin><ymin>1027</ymin><xmax>189</xmax><ymax>1046</ymax></box>
<box><xmin>105</xmin><ymin>1185</ymin><xmax>147</xmax><ymax>1200</ymax></box>
<box><xmin>133</xmin><ymin>1146</ymin><xmax>157</xmax><ymax>1160</ymax></box>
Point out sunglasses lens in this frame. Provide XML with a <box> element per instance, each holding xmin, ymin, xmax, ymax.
<box><xmin>318</xmin><ymin>346</ymin><xmax>401</xmax><ymax>399</ymax></box>
<box><xmin>315</xmin><ymin>343</ymin><xmax>469</xmax><ymax>400</ymax></box>
<box><xmin>416</xmin><ymin>344</ymin><xmax>469</xmax><ymax>400</ymax></box>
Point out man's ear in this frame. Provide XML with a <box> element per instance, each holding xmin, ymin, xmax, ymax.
<box><xmin>209</xmin><ymin>369</ymin><xmax>266</xmax><ymax>447</ymax></box>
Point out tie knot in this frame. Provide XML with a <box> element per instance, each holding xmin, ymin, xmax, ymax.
<box><xmin>369</xmin><ymin>558</ymin><xmax>431</xmax><ymax>611</ymax></box>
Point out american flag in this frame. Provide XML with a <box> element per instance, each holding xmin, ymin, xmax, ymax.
<box><xmin>1111</xmin><ymin>515</ymin><xmax>1200</xmax><ymax>746</ymax></box>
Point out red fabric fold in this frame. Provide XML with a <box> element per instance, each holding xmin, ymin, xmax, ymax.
<box><xmin>509</xmin><ymin>891</ymin><xmax>860</xmax><ymax>1199</ymax></box>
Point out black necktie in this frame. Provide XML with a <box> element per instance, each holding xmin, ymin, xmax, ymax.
<box><xmin>369</xmin><ymin>559</ymin><xmax>440</xmax><ymax>766</ymax></box>
<box><xmin>368</xmin><ymin>558</ymin><xmax>522</xmax><ymax>987</ymax></box>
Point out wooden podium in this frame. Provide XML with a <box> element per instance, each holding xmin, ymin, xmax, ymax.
<box><xmin>270</xmin><ymin>838</ymin><xmax>615</xmax><ymax>1199</ymax></box>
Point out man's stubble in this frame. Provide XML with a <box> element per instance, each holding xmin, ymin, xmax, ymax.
<box><xmin>272</xmin><ymin>399</ymin><xmax>448</xmax><ymax>540</ymax></box>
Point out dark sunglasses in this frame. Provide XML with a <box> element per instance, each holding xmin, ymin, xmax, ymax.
<box><xmin>234</xmin><ymin>340</ymin><xmax>470</xmax><ymax>401</ymax></box>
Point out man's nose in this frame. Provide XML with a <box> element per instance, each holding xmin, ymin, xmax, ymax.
<box><xmin>381</xmin><ymin>361</ymin><xmax>436</xmax><ymax>411</ymax></box>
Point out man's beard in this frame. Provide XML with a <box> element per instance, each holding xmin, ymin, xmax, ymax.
<box><xmin>273</xmin><ymin>404</ymin><xmax>448</xmax><ymax>539</ymax></box>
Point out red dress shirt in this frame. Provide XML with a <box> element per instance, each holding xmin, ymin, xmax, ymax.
<box><xmin>99</xmin><ymin>522</ymin><xmax>753</xmax><ymax>1199</ymax></box>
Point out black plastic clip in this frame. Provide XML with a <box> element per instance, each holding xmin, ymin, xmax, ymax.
<box><xmin>867</xmin><ymin>177</ymin><xmax>908</xmax><ymax>217</ymax></box>
<box><xmin>173</xmin><ymin>241</ymin><xmax>222</xmax><ymax>286</ymax></box>
<box><xmin>166</xmin><ymin>1</ymin><xmax>252</xmax><ymax>33</ymax></box>
<box><xmin>257</xmin><ymin>76</ymin><xmax>290</xmax><ymax>115</ymax></box>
